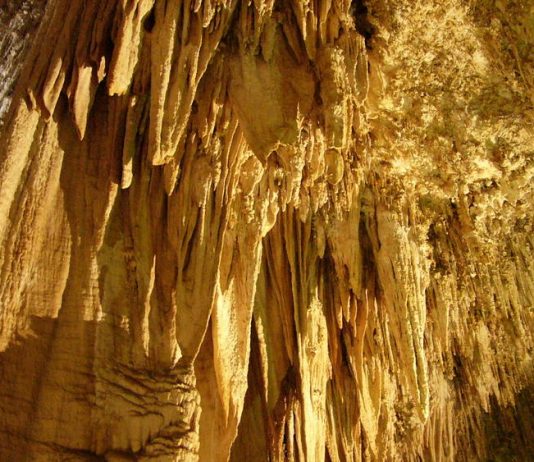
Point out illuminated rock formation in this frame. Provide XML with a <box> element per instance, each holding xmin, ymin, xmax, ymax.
<box><xmin>0</xmin><ymin>0</ymin><xmax>532</xmax><ymax>460</ymax></box>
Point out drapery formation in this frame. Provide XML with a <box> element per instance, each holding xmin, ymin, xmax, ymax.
<box><xmin>0</xmin><ymin>0</ymin><xmax>533</xmax><ymax>460</ymax></box>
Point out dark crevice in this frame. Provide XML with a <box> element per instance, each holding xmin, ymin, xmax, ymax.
<box><xmin>229</xmin><ymin>319</ymin><xmax>270</xmax><ymax>461</ymax></box>
<box><xmin>220</xmin><ymin>0</ymin><xmax>241</xmax><ymax>51</ymax></box>
<box><xmin>143</xmin><ymin>7</ymin><xmax>155</xmax><ymax>33</ymax></box>
<box><xmin>350</xmin><ymin>0</ymin><xmax>375</xmax><ymax>48</ymax></box>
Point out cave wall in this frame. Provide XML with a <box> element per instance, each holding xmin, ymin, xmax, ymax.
<box><xmin>0</xmin><ymin>0</ymin><xmax>533</xmax><ymax>460</ymax></box>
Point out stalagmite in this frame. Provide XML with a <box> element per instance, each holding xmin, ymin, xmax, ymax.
<box><xmin>0</xmin><ymin>0</ymin><xmax>533</xmax><ymax>460</ymax></box>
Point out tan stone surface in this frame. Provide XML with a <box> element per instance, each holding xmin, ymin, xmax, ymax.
<box><xmin>0</xmin><ymin>0</ymin><xmax>532</xmax><ymax>460</ymax></box>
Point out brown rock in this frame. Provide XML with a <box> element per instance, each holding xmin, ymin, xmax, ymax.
<box><xmin>0</xmin><ymin>0</ymin><xmax>533</xmax><ymax>460</ymax></box>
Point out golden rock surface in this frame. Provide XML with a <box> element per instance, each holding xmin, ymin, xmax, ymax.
<box><xmin>0</xmin><ymin>0</ymin><xmax>532</xmax><ymax>460</ymax></box>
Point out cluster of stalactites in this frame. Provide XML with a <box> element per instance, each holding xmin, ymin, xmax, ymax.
<box><xmin>3</xmin><ymin>1</ymin><xmax>532</xmax><ymax>461</ymax></box>
<box><xmin>18</xmin><ymin>0</ymin><xmax>366</xmax><ymax>198</ymax></box>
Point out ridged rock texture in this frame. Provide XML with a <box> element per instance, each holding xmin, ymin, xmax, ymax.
<box><xmin>0</xmin><ymin>0</ymin><xmax>533</xmax><ymax>460</ymax></box>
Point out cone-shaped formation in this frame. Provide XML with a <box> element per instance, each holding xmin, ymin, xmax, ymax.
<box><xmin>0</xmin><ymin>0</ymin><xmax>533</xmax><ymax>460</ymax></box>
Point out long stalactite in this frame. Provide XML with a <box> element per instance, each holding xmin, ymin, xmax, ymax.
<box><xmin>0</xmin><ymin>0</ymin><xmax>533</xmax><ymax>460</ymax></box>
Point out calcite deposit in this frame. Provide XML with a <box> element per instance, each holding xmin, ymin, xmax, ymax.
<box><xmin>0</xmin><ymin>0</ymin><xmax>533</xmax><ymax>460</ymax></box>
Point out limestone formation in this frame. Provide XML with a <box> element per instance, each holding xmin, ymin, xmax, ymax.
<box><xmin>0</xmin><ymin>0</ymin><xmax>533</xmax><ymax>460</ymax></box>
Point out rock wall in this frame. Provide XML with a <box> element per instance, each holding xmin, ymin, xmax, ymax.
<box><xmin>0</xmin><ymin>0</ymin><xmax>532</xmax><ymax>460</ymax></box>
<box><xmin>0</xmin><ymin>0</ymin><xmax>47</xmax><ymax>127</ymax></box>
